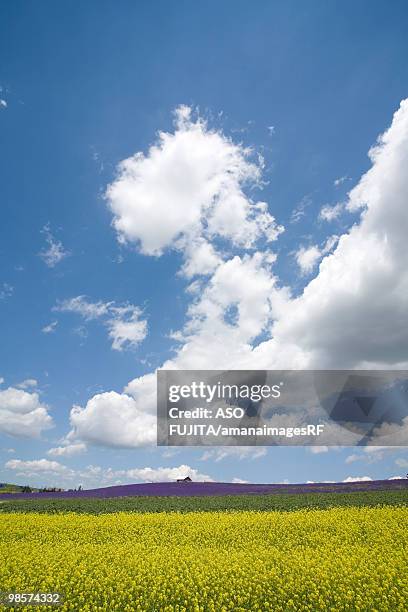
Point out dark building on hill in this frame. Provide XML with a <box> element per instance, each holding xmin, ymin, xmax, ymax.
<box><xmin>177</xmin><ymin>476</ymin><xmax>192</xmax><ymax>482</ymax></box>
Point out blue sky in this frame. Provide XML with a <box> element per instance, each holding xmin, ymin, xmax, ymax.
<box><xmin>1</xmin><ymin>1</ymin><xmax>408</xmax><ymax>488</ymax></box>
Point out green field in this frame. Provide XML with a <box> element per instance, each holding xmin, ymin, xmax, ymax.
<box><xmin>0</xmin><ymin>483</ymin><xmax>39</xmax><ymax>495</ymax></box>
<box><xmin>1</xmin><ymin>488</ymin><xmax>407</xmax><ymax>514</ymax></box>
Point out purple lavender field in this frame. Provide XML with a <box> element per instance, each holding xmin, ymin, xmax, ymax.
<box><xmin>1</xmin><ymin>478</ymin><xmax>407</xmax><ymax>501</ymax></box>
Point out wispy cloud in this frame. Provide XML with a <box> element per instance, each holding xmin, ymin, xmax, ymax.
<box><xmin>0</xmin><ymin>283</ymin><xmax>13</xmax><ymax>301</ymax></box>
<box><xmin>39</xmin><ymin>223</ymin><xmax>70</xmax><ymax>268</ymax></box>
<box><xmin>334</xmin><ymin>175</ymin><xmax>350</xmax><ymax>187</ymax></box>
<box><xmin>290</xmin><ymin>195</ymin><xmax>312</xmax><ymax>224</ymax></box>
<box><xmin>42</xmin><ymin>321</ymin><xmax>58</xmax><ymax>334</ymax></box>
<box><xmin>55</xmin><ymin>296</ymin><xmax>111</xmax><ymax>320</ymax></box>
<box><xmin>55</xmin><ymin>296</ymin><xmax>147</xmax><ymax>351</ymax></box>
<box><xmin>319</xmin><ymin>202</ymin><xmax>344</xmax><ymax>222</ymax></box>
<box><xmin>200</xmin><ymin>447</ymin><xmax>267</xmax><ymax>462</ymax></box>
<box><xmin>16</xmin><ymin>379</ymin><xmax>38</xmax><ymax>390</ymax></box>
<box><xmin>47</xmin><ymin>442</ymin><xmax>87</xmax><ymax>458</ymax></box>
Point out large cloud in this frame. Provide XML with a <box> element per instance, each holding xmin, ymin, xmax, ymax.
<box><xmin>70</xmin><ymin>388</ymin><xmax>156</xmax><ymax>449</ymax></box>
<box><xmin>171</xmin><ymin>252</ymin><xmax>289</xmax><ymax>370</ymax></box>
<box><xmin>266</xmin><ymin>99</ymin><xmax>408</xmax><ymax>368</ymax></box>
<box><xmin>0</xmin><ymin>387</ymin><xmax>53</xmax><ymax>438</ymax></box>
<box><xmin>106</xmin><ymin>106</ymin><xmax>283</xmax><ymax>270</ymax></box>
<box><xmin>70</xmin><ymin>100</ymin><xmax>408</xmax><ymax>450</ymax></box>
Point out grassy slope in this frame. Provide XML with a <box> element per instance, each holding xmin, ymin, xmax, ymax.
<box><xmin>0</xmin><ymin>488</ymin><xmax>407</xmax><ymax>514</ymax></box>
<box><xmin>0</xmin><ymin>483</ymin><xmax>37</xmax><ymax>494</ymax></box>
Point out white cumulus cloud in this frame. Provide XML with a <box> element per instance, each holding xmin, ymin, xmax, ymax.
<box><xmin>268</xmin><ymin>99</ymin><xmax>408</xmax><ymax>369</ymax></box>
<box><xmin>5</xmin><ymin>458</ymin><xmax>70</xmax><ymax>476</ymax></box>
<box><xmin>124</xmin><ymin>464</ymin><xmax>212</xmax><ymax>483</ymax></box>
<box><xmin>295</xmin><ymin>245</ymin><xmax>322</xmax><ymax>275</ymax></box>
<box><xmin>66</xmin><ymin>99</ymin><xmax>408</xmax><ymax>450</ymax></box>
<box><xmin>70</xmin><ymin>389</ymin><xmax>156</xmax><ymax>448</ymax></box>
<box><xmin>295</xmin><ymin>235</ymin><xmax>338</xmax><ymax>275</ymax></box>
<box><xmin>106</xmin><ymin>105</ymin><xmax>283</xmax><ymax>275</ymax></box>
<box><xmin>0</xmin><ymin>387</ymin><xmax>53</xmax><ymax>438</ymax></box>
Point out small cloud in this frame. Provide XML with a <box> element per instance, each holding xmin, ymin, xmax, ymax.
<box><xmin>343</xmin><ymin>476</ymin><xmax>372</xmax><ymax>483</ymax></box>
<box><xmin>0</xmin><ymin>283</ymin><xmax>13</xmax><ymax>301</ymax></box>
<box><xmin>295</xmin><ymin>235</ymin><xmax>338</xmax><ymax>275</ymax></box>
<box><xmin>17</xmin><ymin>379</ymin><xmax>38</xmax><ymax>390</ymax></box>
<box><xmin>39</xmin><ymin>223</ymin><xmax>70</xmax><ymax>268</ymax></box>
<box><xmin>200</xmin><ymin>447</ymin><xmax>267</xmax><ymax>462</ymax></box>
<box><xmin>55</xmin><ymin>296</ymin><xmax>147</xmax><ymax>352</ymax></box>
<box><xmin>334</xmin><ymin>175</ymin><xmax>350</xmax><ymax>187</ymax></box>
<box><xmin>47</xmin><ymin>442</ymin><xmax>87</xmax><ymax>458</ymax></box>
<box><xmin>345</xmin><ymin>447</ymin><xmax>404</xmax><ymax>465</ymax></box>
<box><xmin>73</xmin><ymin>325</ymin><xmax>88</xmax><ymax>340</ymax></box>
<box><xmin>0</xmin><ymin>99</ymin><xmax>7</xmax><ymax>109</ymax></box>
<box><xmin>309</xmin><ymin>446</ymin><xmax>329</xmax><ymax>454</ymax></box>
<box><xmin>5</xmin><ymin>458</ymin><xmax>72</xmax><ymax>477</ymax></box>
<box><xmin>107</xmin><ymin>305</ymin><xmax>147</xmax><ymax>351</ymax></box>
<box><xmin>185</xmin><ymin>280</ymin><xmax>203</xmax><ymax>295</ymax></box>
<box><xmin>42</xmin><ymin>321</ymin><xmax>58</xmax><ymax>334</ymax></box>
<box><xmin>161</xmin><ymin>447</ymin><xmax>181</xmax><ymax>459</ymax></box>
<box><xmin>395</xmin><ymin>458</ymin><xmax>408</xmax><ymax>469</ymax></box>
<box><xmin>232</xmin><ymin>477</ymin><xmax>249</xmax><ymax>484</ymax></box>
<box><xmin>124</xmin><ymin>464</ymin><xmax>212</xmax><ymax>483</ymax></box>
<box><xmin>319</xmin><ymin>202</ymin><xmax>344</xmax><ymax>222</ymax></box>
<box><xmin>0</xmin><ymin>386</ymin><xmax>54</xmax><ymax>438</ymax></box>
<box><xmin>55</xmin><ymin>296</ymin><xmax>111</xmax><ymax>320</ymax></box>
<box><xmin>345</xmin><ymin>453</ymin><xmax>360</xmax><ymax>464</ymax></box>
<box><xmin>267</xmin><ymin>126</ymin><xmax>275</xmax><ymax>135</ymax></box>
<box><xmin>290</xmin><ymin>195</ymin><xmax>312</xmax><ymax>224</ymax></box>
<box><xmin>90</xmin><ymin>145</ymin><xmax>105</xmax><ymax>173</ymax></box>
<box><xmin>295</xmin><ymin>245</ymin><xmax>321</xmax><ymax>275</ymax></box>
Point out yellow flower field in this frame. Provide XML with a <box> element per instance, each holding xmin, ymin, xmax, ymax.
<box><xmin>0</xmin><ymin>507</ymin><xmax>407</xmax><ymax>611</ymax></box>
